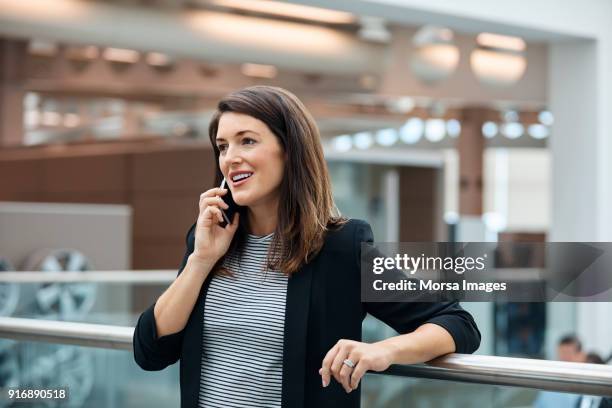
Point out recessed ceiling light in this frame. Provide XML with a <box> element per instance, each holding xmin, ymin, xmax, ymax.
<box><xmin>375</xmin><ymin>128</ymin><xmax>398</xmax><ymax>146</ymax></box>
<box><xmin>353</xmin><ymin>132</ymin><xmax>374</xmax><ymax>149</ymax></box>
<box><xmin>411</xmin><ymin>26</ymin><xmax>460</xmax><ymax>84</ymax></box>
<box><xmin>476</xmin><ymin>33</ymin><xmax>526</xmax><ymax>52</ymax></box>
<box><xmin>208</xmin><ymin>0</ymin><xmax>355</xmax><ymax>24</ymax></box>
<box><xmin>471</xmin><ymin>33</ymin><xmax>527</xmax><ymax>87</ymax></box>
<box><xmin>28</xmin><ymin>39</ymin><xmax>58</xmax><ymax>57</ymax></box>
<box><xmin>146</xmin><ymin>52</ymin><xmax>173</xmax><ymax>67</ymax></box>
<box><xmin>103</xmin><ymin>48</ymin><xmax>140</xmax><ymax>63</ymax></box>
<box><xmin>501</xmin><ymin>122</ymin><xmax>524</xmax><ymax>139</ymax></box>
<box><xmin>538</xmin><ymin>110</ymin><xmax>554</xmax><ymax>126</ymax></box>
<box><xmin>241</xmin><ymin>63</ymin><xmax>278</xmax><ymax>79</ymax></box>
<box><xmin>482</xmin><ymin>121</ymin><xmax>498</xmax><ymax>138</ymax></box>
<box><xmin>399</xmin><ymin>118</ymin><xmax>424</xmax><ymax>144</ymax></box>
<box><xmin>333</xmin><ymin>135</ymin><xmax>352</xmax><ymax>152</ymax></box>
<box><xmin>528</xmin><ymin>123</ymin><xmax>549</xmax><ymax>139</ymax></box>
<box><xmin>425</xmin><ymin>119</ymin><xmax>446</xmax><ymax>142</ymax></box>
<box><xmin>446</xmin><ymin>119</ymin><xmax>461</xmax><ymax>138</ymax></box>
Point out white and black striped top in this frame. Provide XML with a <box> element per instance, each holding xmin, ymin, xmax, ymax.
<box><xmin>198</xmin><ymin>232</ymin><xmax>288</xmax><ymax>408</ymax></box>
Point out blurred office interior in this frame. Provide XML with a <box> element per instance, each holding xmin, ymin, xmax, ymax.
<box><xmin>0</xmin><ymin>0</ymin><xmax>611</xmax><ymax>407</ymax></box>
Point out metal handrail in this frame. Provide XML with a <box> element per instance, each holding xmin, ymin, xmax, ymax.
<box><xmin>0</xmin><ymin>269</ymin><xmax>543</xmax><ymax>284</ymax></box>
<box><xmin>0</xmin><ymin>317</ymin><xmax>610</xmax><ymax>396</ymax></box>
<box><xmin>0</xmin><ymin>271</ymin><xmax>176</xmax><ymax>284</ymax></box>
<box><xmin>0</xmin><ymin>317</ymin><xmax>133</xmax><ymax>350</ymax></box>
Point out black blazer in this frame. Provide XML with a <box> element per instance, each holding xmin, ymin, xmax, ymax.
<box><xmin>133</xmin><ymin>218</ymin><xmax>481</xmax><ymax>408</ymax></box>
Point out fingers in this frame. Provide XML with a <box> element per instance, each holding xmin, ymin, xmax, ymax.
<box><xmin>349</xmin><ymin>358</ymin><xmax>368</xmax><ymax>390</ymax></box>
<box><xmin>338</xmin><ymin>353</ymin><xmax>358</xmax><ymax>392</ymax></box>
<box><xmin>199</xmin><ymin>189</ymin><xmax>230</xmax><ymax>227</ymax></box>
<box><xmin>320</xmin><ymin>340</ymin><xmax>369</xmax><ymax>393</ymax></box>
<box><xmin>330</xmin><ymin>347</ymin><xmax>350</xmax><ymax>391</ymax></box>
<box><xmin>201</xmin><ymin>187</ymin><xmax>228</xmax><ymax>199</ymax></box>
<box><xmin>320</xmin><ymin>344</ymin><xmax>338</xmax><ymax>388</ymax></box>
<box><xmin>199</xmin><ymin>189</ymin><xmax>229</xmax><ymax>212</ymax></box>
<box><xmin>201</xmin><ymin>205</ymin><xmax>224</xmax><ymax>225</ymax></box>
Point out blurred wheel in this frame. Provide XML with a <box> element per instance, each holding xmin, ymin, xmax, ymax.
<box><xmin>22</xmin><ymin>249</ymin><xmax>97</xmax><ymax>319</ymax></box>
<box><xmin>0</xmin><ymin>257</ymin><xmax>19</xmax><ymax>317</ymax></box>
<box><xmin>0</xmin><ymin>339</ymin><xmax>20</xmax><ymax>408</ymax></box>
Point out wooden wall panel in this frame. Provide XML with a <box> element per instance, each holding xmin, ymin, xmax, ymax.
<box><xmin>0</xmin><ymin>159</ymin><xmax>43</xmax><ymax>197</ymax></box>
<box><xmin>133</xmin><ymin>242</ymin><xmax>188</xmax><ymax>270</ymax></box>
<box><xmin>0</xmin><ymin>192</ymin><xmax>41</xmax><ymax>202</ymax></box>
<box><xmin>132</xmin><ymin>194</ymin><xmax>197</xmax><ymax>241</ymax></box>
<box><xmin>42</xmin><ymin>155</ymin><xmax>129</xmax><ymax>194</ymax></box>
<box><xmin>131</xmin><ymin>149</ymin><xmax>216</xmax><ymax>192</ymax></box>
<box><xmin>39</xmin><ymin>192</ymin><xmax>127</xmax><ymax>204</ymax></box>
<box><xmin>398</xmin><ymin>166</ymin><xmax>440</xmax><ymax>242</ymax></box>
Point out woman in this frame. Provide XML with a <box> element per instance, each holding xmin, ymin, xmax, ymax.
<box><xmin>133</xmin><ymin>86</ymin><xmax>480</xmax><ymax>408</ymax></box>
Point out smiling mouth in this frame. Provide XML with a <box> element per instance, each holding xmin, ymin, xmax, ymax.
<box><xmin>231</xmin><ymin>172</ymin><xmax>253</xmax><ymax>185</ymax></box>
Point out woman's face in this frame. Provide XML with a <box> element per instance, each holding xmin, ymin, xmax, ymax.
<box><xmin>216</xmin><ymin>112</ymin><xmax>285</xmax><ymax>208</ymax></box>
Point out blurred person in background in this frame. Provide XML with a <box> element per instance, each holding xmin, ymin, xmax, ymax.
<box><xmin>576</xmin><ymin>351</ymin><xmax>610</xmax><ymax>408</ymax></box>
<box><xmin>132</xmin><ymin>86</ymin><xmax>481</xmax><ymax>408</ymax></box>
<box><xmin>557</xmin><ymin>334</ymin><xmax>587</xmax><ymax>363</ymax></box>
<box><xmin>585</xmin><ymin>352</ymin><xmax>605</xmax><ymax>365</ymax></box>
<box><xmin>534</xmin><ymin>334</ymin><xmax>586</xmax><ymax>408</ymax></box>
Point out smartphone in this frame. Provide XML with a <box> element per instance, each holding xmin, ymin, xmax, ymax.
<box><xmin>219</xmin><ymin>178</ymin><xmax>239</xmax><ymax>227</ymax></box>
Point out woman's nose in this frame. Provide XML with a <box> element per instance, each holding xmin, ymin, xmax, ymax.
<box><xmin>223</xmin><ymin>145</ymin><xmax>243</xmax><ymax>166</ymax></box>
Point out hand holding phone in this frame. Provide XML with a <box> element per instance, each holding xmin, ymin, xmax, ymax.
<box><xmin>192</xmin><ymin>180</ymin><xmax>240</xmax><ymax>263</ymax></box>
<box><xmin>218</xmin><ymin>178</ymin><xmax>239</xmax><ymax>228</ymax></box>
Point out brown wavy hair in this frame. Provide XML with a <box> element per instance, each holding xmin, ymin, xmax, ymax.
<box><xmin>208</xmin><ymin>86</ymin><xmax>347</xmax><ymax>276</ymax></box>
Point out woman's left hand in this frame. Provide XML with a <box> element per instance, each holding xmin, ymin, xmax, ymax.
<box><xmin>318</xmin><ymin>339</ymin><xmax>395</xmax><ymax>393</ymax></box>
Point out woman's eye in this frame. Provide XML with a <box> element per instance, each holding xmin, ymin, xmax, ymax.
<box><xmin>217</xmin><ymin>144</ymin><xmax>227</xmax><ymax>152</ymax></box>
<box><xmin>243</xmin><ymin>138</ymin><xmax>256</xmax><ymax>145</ymax></box>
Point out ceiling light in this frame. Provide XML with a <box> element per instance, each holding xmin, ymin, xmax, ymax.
<box><xmin>28</xmin><ymin>39</ymin><xmax>58</xmax><ymax>57</ymax></box>
<box><xmin>241</xmin><ymin>63</ymin><xmax>278</xmax><ymax>79</ymax></box>
<box><xmin>358</xmin><ymin>16</ymin><xmax>391</xmax><ymax>43</ymax></box>
<box><xmin>476</xmin><ymin>33</ymin><xmax>526</xmax><ymax>52</ymax></box>
<box><xmin>353</xmin><ymin>132</ymin><xmax>374</xmax><ymax>149</ymax></box>
<box><xmin>500</xmin><ymin>122</ymin><xmax>524</xmax><ymax>139</ymax></box>
<box><xmin>483</xmin><ymin>212</ymin><xmax>507</xmax><ymax>232</ymax></box>
<box><xmin>208</xmin><ymin>0</ymin><xmax>355</xmax><ymax>24</ymax></box>
<box><xmin>527</xmin><ymin>123</ymin><xmax>549</xmax><ymax>139</ymax></box>
<box><xmin>446</xmin><ymin>119</ymin><xmax>461</xmax><ymax>138</ymax></box>
<box><xmin>538</xmin><ymin>110</ymin><xmax>554</xmax><ymax>126</ymax></box>
<box><xmin>63</xmin><ymin>113</ymin><xmax>81</xmax><ymax>128</ymax></box>
<box><xmin>502</xmin><ymin>110</ymin><xmax>519</xmax><ymax>122</ymax></box>
<box><xmin>41</xmin><ymin>111</ymin><xmax>62</xmax><ymax>127</ymax></box>
<box><xmin>103</xmin><ymin>48</ymin><xmax>140</xmax><ymax>63</ymax></box>
<box><xmin>386</xmin><ymin>96</ymin><xmax>415</xmax><ymax>114</ymax></box>
<box><xmin>399</xmin><ymin>118</ymin><xmax>423</xmax><ymax>144</ymax></box>
<box><xmin>24</xmin><ymin>111</ymin><xmax>40</xmax><ymax>130</ymax></box>
<box><xmin>65</xmin><ymin>45</ymin><xmax>99</xmax><ymax>61</ymax></box>
<box><xmin>333</xmin><ymin>135</ymin><xmax>352</xmax><ymax>152</ymax></box>
<box><xmin>146</xmin><ymin>52</ymin><xmax>173</xmax><ymax>67</ymax></box>
<box><xmin>187</xmin><ymin>11</ymin><xmax>354</xmax><ymax>59</ymax></box>
<box><xmin>23</xmin><ymin>93</ymin><xmax>40</xmax><ymax>110</ymax></box>
<box><xmin>375</xmin><ymin>128</ymin><xmax>399</xmax><ymax>146</ymax></box>
<box><xmin>482</xmin><ymin>121</ymin><xmax>498</xmax><ymax>138</ymax></box>
<box><xmin>444</xmin><ymin>211</ymin><xmax>459</xmax><ymax>224</ymax></box>
<box><xmin>411</xmin><ymin>26</ymin><xmax>460</xmax><ymax>84</ymax></box>
<box><xmin>471</xmin><ymin>33</ymin><xmax>527</xmax><ymax>87</ymax></box>
<box><xmin>425</xmin><ymin>119</ymin><xmax>446</xmax><ymax>142</ymax></box>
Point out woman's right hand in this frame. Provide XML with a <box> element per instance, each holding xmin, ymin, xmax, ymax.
<box><xmin>192</xmin><ymin>187</ymin><xmax>240</xmax><ymax>265</ymax></box>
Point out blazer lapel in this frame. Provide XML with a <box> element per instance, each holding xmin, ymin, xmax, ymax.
<box><xmin>281</xmin><ymin>261</ymin><xmax>313</xmax><ymax>408</ymax></box>
<box><xmin>182</xmin><ymin>273</ymin><xmax>214</xmax><ymax>407</ymax></box>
